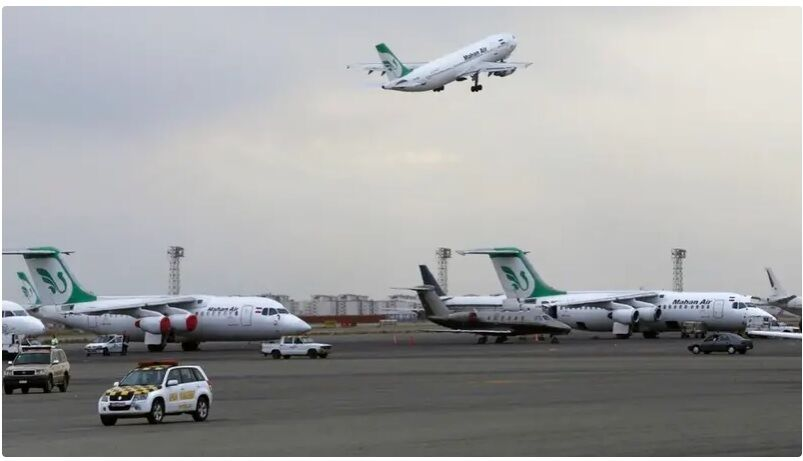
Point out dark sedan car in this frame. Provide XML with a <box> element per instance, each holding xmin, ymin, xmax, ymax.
<box><xmin>688</xmin><ymin>332</ymin><xmax>754</xmax><ymax>355</ymax></box>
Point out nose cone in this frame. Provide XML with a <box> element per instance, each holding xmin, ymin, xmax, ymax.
<box><xmin>289</xmin><ymin>316</ymin><xmax>312</xmax><ymax>335</ymax></box>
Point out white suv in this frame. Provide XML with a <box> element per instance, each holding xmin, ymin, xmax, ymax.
<box><xmin>98</xmin><ymin>361</ymin><xmax>212</xmax><ymax>426</ymax></box>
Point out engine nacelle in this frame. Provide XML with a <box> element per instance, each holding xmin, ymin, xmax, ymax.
<box><xmin>448</xmin><ymin>311</ymin><xmax>479</xmax><ymax>323</ymax></box>
<box><xmin>636</xmin><ymin>307</ymin><xmax>661</xmax><ymax>322</ymax></box>
<box><xmin>610</xmin><ymin>308</ymin><xmax>639</xmax><ymax>325</ymax></box>
<box><xmin>492</xmin><ymin>69</ymin><xmax>516</xmax><ymax>77</ymax></box>
<box><xmin>136</xmin><ymin>316</ymin><xmax>171</xmax><ymax>335</ymax></box>
<box><xmin>168</xmin><ymin>313</ymin><xmax>198</xmax><ymax>332</ymax></box>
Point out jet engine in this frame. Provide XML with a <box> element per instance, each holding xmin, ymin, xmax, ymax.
<box><xmin>610</xmin><ymin>308</ymin><xmax>639</xmax><ymax>325</ymax></box>
<box><xmin>492</xmin><ymin>69</ymin><xmax>516</xmax><ymax>77</ymax></box>
<box><xmin>168</xmin><ymin>313</ymin><xmax>199</xmax><ymax>332</ymax></box>
<box><xmin>136</xmin><ymin>316</ymin><xmax>171</xmax><ymax>335</ymax></box>
<box><xmin>448</xmin><ymin>311</ymin><xmax>479</xmax><ymax>323</ymax></box>
<box><xmin>635</xmin><ymin>307</ymin><xmax>661</xmax><ymax>322</ymax></box>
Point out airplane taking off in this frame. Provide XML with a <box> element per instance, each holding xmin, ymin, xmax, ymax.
<box><xmin>4</xmin><ymin>247</ymin><xmax>311</xmax><ymax>352</ymax></box>
<box><xmin>459</xmin><ymin>247</ymin><xmax>752</xmax><ymax>338</ymax></box>
<box><xmin>400</xmin><ymin>285</ymin><xmax>571</xmax><ymax>344</ymax></box>
<box><xmin>759</xmin><ymin>267</ymin><xmax>801</xmax><ymax>317</ymax></box>
<box><xmin>348</xmin><ymin>33</ymin><xmax>531</xmax><ymax>93</ymax></box>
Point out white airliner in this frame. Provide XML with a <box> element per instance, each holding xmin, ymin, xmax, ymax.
<box><xmin>2</xmin><ymin>300</ymin><xmax>46</xmax><ymax>337</ymax></box>
<box><xmin>2</xmin><ymin>300</ymin><xmax>46</xmax><ymax>358</ymax></box>
<box><xmin>4</xmin><ymin>247</ymin><xmax>311</xmax><ymax>352</ymax></box>
<box><xmin>348</xmin><ymin>33</ymin><xmax>531</xmax><ymax>93</ymax></box>
<box><xmin>459</xmin><ymin>247</ymin><xmax>751</xmax><ymax>338</ymax></box>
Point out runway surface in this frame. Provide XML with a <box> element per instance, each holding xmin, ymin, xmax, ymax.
<box><xmin>3</xmin><ymin>332</ymin><xmax>801</xmax><ymax>456</ymax></box>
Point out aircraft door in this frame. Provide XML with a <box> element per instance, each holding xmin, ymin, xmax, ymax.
<box><xmin>241</xmin><ymin>305</ymin><xmax>253</xmax><ymax>326</ymax></box>
<box><xmin>227</xmin><ymin>307</ymin><xmax>238</xmax><ymax>326</ymax></box>
<box><xmin>713</xmin><ymin>300</ymin><xmax>724</xmax><ymax>319</ymax></box>
<box><xmin>89</xmin><ymin>315</ymin><xmax>99</xmax><ymax>328</ymax></box>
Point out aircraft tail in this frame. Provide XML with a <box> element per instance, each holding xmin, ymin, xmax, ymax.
<box><xmin>458</xmin><ymin>247</ymin><xmax>566</xmax><ymax>299</ymax></box>
<box><xmin>765</xmin><ymin>267</ymin><xmax>788</xmax><ymax>300</ymax></box>
<box><xmin>419</xmin><ymin>265</ymin><xmax>446</xmax><ymax>296</ymax></box>
<box><xmin>396</xmin><ymin>285</ymin><xmax>451</xmax><ymax>318</ymax></box>
<box><xmin>375</xmin><ymin>43</ymin><xmax>411</xmax><ymax>80</ymax></box>
<box><xmin>17</xmin><ymin>272</ymin><xmax>41</xmax><ymax>305</ymax></box>
<box><xmin>3</xmin><ymin>247</ymin><xmax>97</xmax><ymax>305</ymax></box>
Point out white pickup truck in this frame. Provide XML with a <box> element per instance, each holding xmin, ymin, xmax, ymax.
<box><xmin>261</xmin><ymin>336</ymin><xmax>332</xmax><ymax>359</ymax></box>
<box><xmin>85</xmin><ymin>335</ymin><xmax>129</xmax><ymax>356</ymax></box>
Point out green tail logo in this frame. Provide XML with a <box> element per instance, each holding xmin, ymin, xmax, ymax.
<box><xmin>17</xmin><ymin>272</ymin><xmax>38</xmax><ymax>303</ymax></box>
<box><xmin>501</xmin><ymin>266</ymin><xmax>530</xmax><ymax>292</ymax></box>
<box><xmin>36</xmin><ymin>268</ymin><xmax>68</xmax><ymax>294</ymax></box>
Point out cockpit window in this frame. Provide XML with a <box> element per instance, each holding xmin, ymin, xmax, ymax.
<box><xmin>13</xmin><ymin>310</ymin><xmax>27</xmax><ymax>316</ymax></box>
<box><xmin>269</xmin><ymin>308</ymin><xmax>278</xmax><ymax>316</ymax></box>
<box><xmin>397</xmin><ymin>79</ymin><xmax>407</xmax><ymax>84</ymax></box>
<box><xmin>277</xmin><ymin>308</ymin><xmax>289</xmax><ymax>314</ymax></box>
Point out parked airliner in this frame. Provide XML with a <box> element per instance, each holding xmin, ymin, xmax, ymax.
<box><xmin>348</xmin><ymin>33</ymin><xmax>531</xmax><ymax>92</ymax></box>
<box><xmin>2</xmin><ymin>300</ymin><xmax>46</xmax><ymax>337</ymax></box>
<box><xmin>459</xmin><ymin>247</ymin><xmax>751</xmax><ymax>338</ymax></box>
<box><xmin>4</xmin><ymin>247</ymin><xmax>310</xmax><ymax>352</ymax></box>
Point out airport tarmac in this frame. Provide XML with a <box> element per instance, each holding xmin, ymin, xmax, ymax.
<box><xmin>2</xmin><ymin>331</ymin><xmax>801</xmax><ymax>456</ymax></box>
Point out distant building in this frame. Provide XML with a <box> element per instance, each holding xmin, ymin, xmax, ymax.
<box><xmin>258</xmin><ymin>292</ymin><xmax>421</xmax><ymax>321</ymax></box>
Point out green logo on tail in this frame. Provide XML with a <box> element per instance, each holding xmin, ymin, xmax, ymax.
<box><xmin>501</xmin><ymin>266</ymin><xmax>530</xmax><ymax>292</ymax></box>
<box><xmin>17</xmin><ymin>272</ymin><xmax>39</xmax><ymax>303</ymax></box>
<box><xmin>36</xmin><ymin>268</ymin><xmax>68</xmax><ymax>294</ymax></box>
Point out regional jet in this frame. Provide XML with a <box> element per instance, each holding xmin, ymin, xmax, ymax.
<box><xmin>2</xmin><ymin>300</ymin><xmax>46</xmax><ymax>338</ymax></box>
<box><xmin>348</xmin><ymin>33</ymin><xmax>531</xmax><ymax>93</ymax></box>
<box><xmin>4</xmin><ymin>247</ymin><xmax>311</xmax><ymax>352</ymax></box>
<box><xmin>460</xmin><ymin>247</ymin><xmax>751</xmax><ymax>338</ymax></box>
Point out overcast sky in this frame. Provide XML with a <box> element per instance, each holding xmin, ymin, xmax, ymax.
<box><xmin>3</xmin><ymin>7</ymin><xmax>800</xmax><ymax>303</ymax></box>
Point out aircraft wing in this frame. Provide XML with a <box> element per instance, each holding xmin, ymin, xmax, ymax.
<box><xmin>422</xmin><ymin>329</ymin><xmax>513</xmax><ymax>336</ymax></box>
<box><xmin>457</xmin><ymin>61</ymin><xmax>532</xmax><ymax>79</ymax></box>
<box><xmin>538</xmin><ymin>292</ymin><xmax>660</xmax><ymax>309</ymax></box>
<box><xmin>58</xmin><ymin>296</ymin><xmax>199</xmax><ymax>317</ymax></box>
<box><xmin>346</xmin><ymin>63</ymin><xmax>426</xmax><ymax>75</ymax></box>
<box><xmin>747</xmin><ymin>330</ymin><xmax>802</xmax><ymax>340</ymax></box>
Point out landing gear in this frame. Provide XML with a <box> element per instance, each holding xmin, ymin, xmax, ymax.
<box><xmin>433</xmin><ymin>86</ymin><xmax>445</xmax><ymax>92</ymax></box>
<box><xmin>470</xmin><ymin>72</ymin><xmax>483</xmax><ymax>92</ymax></box>
<box><xmin>642</xmin><ymin>331</ymin><xmax>659</xmax><ymax>339</ymax></box>
<box><xmin>147</xmin><ymin>344</ymin><xmax>166</xmax><ymax>352</ymax></box>
<box><xmin>477</xmin><ymin>336</ymin><xmax>488</xmax><ymax>344</ymax></box>
<box><xmin>550</xmin><ymin>336</ymin><xmax>560</xmax><ymax>344</ymax></box>
<box><xmin>181</xmin><ymin>341</ymin><xmax>200</xmax><ymax>352</ymax></box>
<box><xmin>494</xmin><ymin>336</ymin><xmax>508</xmax><ymax>344</ymax></box>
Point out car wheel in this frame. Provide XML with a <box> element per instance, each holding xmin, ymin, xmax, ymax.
<box><xmin>103</xmin><ymin>348</ymin><xmax>110</xmax><ymax>356</ymax></box>
<box><xmin>21</xmin><ymin>387</ymin><xmax>29</xmax><ymax>394</ymax></box>
<box><xmin>43</xmin><ymin>376</ymin><xmax>53</xmax><ymax>393</ymax></box>
<box><xmin>192</xmin><ymin>396</ymin><xmax>210</xmax><ymax>422</ymax></box>
<box><xmin>307</xmin><ymin>349</ymin><xmax>318</xmax><ymax>359</ymax></box>
<box><xmin>691</xmin><ymin>346</ymin><xmax>701</xmax><ymax>354</ymax></box>
<box><xmin>100</xmin><ymin>415</ymin><xmax>117</xmax><ymax>426</ymax></box>
<box><xmin>271</xmin><ymin>350</ymin><xmax>281</xmax><ymax>360</ymax></box>
<box><xmin>59</xmin><ymin>373</ymin><xmax>69</xmax><ymax>392</ymax></box>
<box><xmin>727</xmin><ymin>346</ymin><xmax>736</xmax><ymax>355</ymax></box>
<box><xmin>146</xmin><ymin>398</ymin><xmax>165</xmax><ymax>424</ymax></box>
<box><xmin>4</xmin><ymin>385</ymin><xmax>13</xmax><ymax>395</ymax></box>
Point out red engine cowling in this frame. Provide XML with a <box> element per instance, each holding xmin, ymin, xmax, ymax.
<box><xmin>136</xmin><ymin>316</ymin><xmax>171</xmax><ymax>335</ymax></box>
<box><xmin>168</xmin><ymin>313</ymin><xmax>198</xmax><ymax>332</ymax></box>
